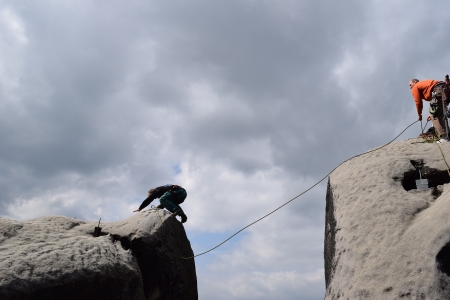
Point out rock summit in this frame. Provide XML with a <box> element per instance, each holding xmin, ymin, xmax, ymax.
<box><xmin>0</xmin><ymin>209</ymin><xmax>197</xmax><ymax>300</ymax></box>
<box><xmin>325</xmin><ymin>138</ymin><xmax>450</xmax><ymax>299</ymax></box>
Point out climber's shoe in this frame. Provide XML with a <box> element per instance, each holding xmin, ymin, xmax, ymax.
<box><xmin>172</xmin><ymin>209</ymin><xmax>188</xmax><ymax>223</ymax></box>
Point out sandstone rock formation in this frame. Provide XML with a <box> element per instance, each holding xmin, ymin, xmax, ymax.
<box><xmin>325</xmin><ymin>138</ymin><xmax>450</xmax><ymax>299</ymax></box>
<box><xmin>0</xmin><ymin>209</ymin><xmax>197</xmax><ymax>300</ymax></box>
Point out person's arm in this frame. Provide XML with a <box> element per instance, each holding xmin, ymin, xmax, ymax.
<box><xmin>411</xmin><ymin>87</ymin><xmax>423</xmax><ymax>120</ymax></box>
<box><xmin>135</xmin><ymin>196</ymin><xmax>154</xmax><ymax>212</ymax></box>
<box><xmin>133</xmin><ymin>190</ymin><xmax>158</xmax><ymax>212</ymax></box>
<box><xmin>133</xmin><ymin>185</ymin><xmax>173</xmax><ymax>212</ymax></box>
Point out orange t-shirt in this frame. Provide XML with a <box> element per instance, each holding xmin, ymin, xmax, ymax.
<box><xmin>411</xmin><ymin>79</ymin><xmax>440</xmax><ymax>115</ymax></box>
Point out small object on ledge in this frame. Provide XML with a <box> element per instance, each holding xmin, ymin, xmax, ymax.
<box><xmin>93</xmin><ymin>218</ymin><xmax>102</xmax><ymax>237</ymax></box>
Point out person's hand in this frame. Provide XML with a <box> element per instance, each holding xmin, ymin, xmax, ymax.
<box><xmin>133</xmin><ymin>209</ymin><xmax>141</xmax><ymax>213</ymax></box>
<box><xmin>418</xmin><ymin>115</ymin><xmax>422</xmax><ymax>121</ymax></box>
<box><xmin>427</xmin><ymin>115</ymin><xmax>432</xmax><ymax>121</ymax></box>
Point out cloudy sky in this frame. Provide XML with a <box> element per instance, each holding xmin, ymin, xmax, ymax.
<box><xmin>1</xmin><ymin>0</ymin><xmax>449</xmax><ymax>299</ymax></box>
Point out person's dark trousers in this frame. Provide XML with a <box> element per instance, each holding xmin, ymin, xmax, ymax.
<box><xmin>159</xmin><ymin>188</ymin><xmax>187</xmax><ymax>213</ymax></box>
<box><xmin>430</xmin><ymin>101</ymin><xmax>448</xmax><ymax>139</ymax></box>
<box><xmin>431</xmin><ymin>84</ymin><xmax>449</xmax><ymax>139</ymax></box>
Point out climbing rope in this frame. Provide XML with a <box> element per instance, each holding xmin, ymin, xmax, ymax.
<box><xmin>162</xmin><ymin>119</ymin><xmax>418</xmax><ymax>259</ymax></box>
<box><xmin>420</xmin><ymin>119</ymin><xmax>429</xmax><ymax>134</ymax></box>
<box><xmin>419</xmin><ymin>120</ymin><xmax>450</xmax><ymax>176</ymax></box>
<box><xmin>435</xmin><ymin>142</ymin><xmax>450</xmax><ymax>177</ymax></box>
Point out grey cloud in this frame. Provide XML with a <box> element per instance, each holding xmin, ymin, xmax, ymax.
<box><xmin>118</xmin><ymin>0</ymin><xmax>381</xmax><ymax>178</ymax></box>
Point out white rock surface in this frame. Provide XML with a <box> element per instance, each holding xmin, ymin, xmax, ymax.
<box><xmin>0</xmin><ymin>209</ymin><xmax>197</xmax><ymax>300</ymax></box>
<box><xmin>325</xmin><ymin>138</ymin><xmax>450</xmax><ymax>299</ymax></box>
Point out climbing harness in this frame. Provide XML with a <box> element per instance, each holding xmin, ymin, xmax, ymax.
<box><xmin>153</xmin><ymin>120</ymin><xmax>419</xmax><ymax>260</ymax></box>
<box><xmin>429</xmin><ymin>82</ymin><xmax>444</xmax><ymax>116</ymax></box>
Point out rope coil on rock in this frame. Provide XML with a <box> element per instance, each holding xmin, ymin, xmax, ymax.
<box><xmin>155</xmin><ymin>120</ymin><xmax>421</xmax><ymax>260</ymax></box>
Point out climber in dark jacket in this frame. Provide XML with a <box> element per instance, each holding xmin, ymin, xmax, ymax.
<box><xmin>133</xmin><ymin>184</ymin><xmax>188</xmax><ymax>223</ymax></box>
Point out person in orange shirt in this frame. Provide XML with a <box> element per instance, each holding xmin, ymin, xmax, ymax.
<box><xmin>409</xmin><ymin>78</ymin><xmax>449</xmax><ymax>141</ymax></box>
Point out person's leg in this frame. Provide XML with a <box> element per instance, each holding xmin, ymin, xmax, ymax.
<box><xmin>171</xmin><ymin>188</ymin><xmax>187</xmax><ymax>205</ymax></box>
<box><xmin>432</xmin><ymin>116</ymin><xmax>446</xmax><ymax>138</ymax></box>
<box><xmin>432</xmin><ymin>102</ymin><xmax>448</xmax><ymax>139</ymax></box>
<box><xmin>159</xmin><ymin>192</ymin><xmax>181</xmax><ymax>213</ymax></box>
<box><xmin>159</xmin><ymin>188</ymin><xmax>188</xmax><ymax>222</ymax></box>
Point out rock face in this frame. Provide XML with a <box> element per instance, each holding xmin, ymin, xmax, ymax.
<box><xmin>0</xmin><ymin>209</ymin><xmax>197</xmax><ymax>300</ymax></box>
<box><xmin>325</xmin><ymin>138</ymin><xmax>450</xmax><ymax>299</ymax></box>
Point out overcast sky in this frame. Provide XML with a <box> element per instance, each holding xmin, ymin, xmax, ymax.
<box><xmin>1</xmin><ymin>1</ymin><xmax>449</xmax><ymax>299</ymax></box>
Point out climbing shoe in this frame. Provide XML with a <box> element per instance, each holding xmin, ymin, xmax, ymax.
<box><xmin>156</xmin><ymin>204</ymin><xmax>164</xmax><ymax>209</ymax></box>
<box><xmin>180</xmin><ymin>213</ymin><xmax>188</xmax><ymax>223</ymax></box>
<box><xmin>172</xmin><ymin>209</ymin><xmax>188</xmax><ymax>223</ymax></box>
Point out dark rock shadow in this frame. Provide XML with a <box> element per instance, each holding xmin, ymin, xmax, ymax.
<box><xmin>402</xmin><ymin>160</ymin><xmax>450</xmax><ymax>192</ymax></box>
